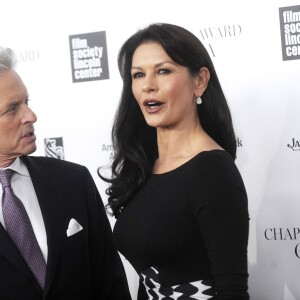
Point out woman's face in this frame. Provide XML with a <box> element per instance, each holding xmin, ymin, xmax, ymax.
<box><xmin>131</xmin><ymin>42</ymin><xmax>202</xmax><ymax>130</ymax></box>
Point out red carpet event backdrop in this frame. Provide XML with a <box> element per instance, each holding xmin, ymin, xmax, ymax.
<box><xmin>1</xmin><ymin>0</ymin><xmax>299</xmax><ymax>299</ymax></box>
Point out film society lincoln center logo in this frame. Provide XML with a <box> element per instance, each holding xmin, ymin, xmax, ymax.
<box><xmin>279</xmin><ymin>5</ymin><xmax>300</xmax><ymax>61</ymax></box>
<box><xmin>69</xmin><ymin>31</ymin><xmax>109</xmax><ymax>83</ymax></box>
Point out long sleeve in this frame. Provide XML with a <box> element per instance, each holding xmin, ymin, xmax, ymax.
<box><xmin>191</xmin><ymin>152</ymin><xmax>249</xmax><ymax>299</ymax></box>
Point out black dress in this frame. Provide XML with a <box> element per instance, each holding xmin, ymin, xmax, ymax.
<box><xmin>113</xmin><ymin>150</ymin><xmax>249</xmax><ymax>299</ymax></box>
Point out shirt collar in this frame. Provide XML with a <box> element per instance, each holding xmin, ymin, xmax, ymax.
<box><xmin>1</xmin><ymin>157</ymin><xmax>30</xmax><ymax>177</ymax></box>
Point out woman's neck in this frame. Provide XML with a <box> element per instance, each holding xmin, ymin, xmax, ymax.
<box><xmin>153</xmin><ymin>122</ymin><xmax>222</xmax><ymax>174</ymax></box>
<box><xmin>154</xmin><ymin>125</ymin><xmax>201</xmax><ymax>173</ymax></box>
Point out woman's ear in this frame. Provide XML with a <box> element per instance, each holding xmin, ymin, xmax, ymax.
<box><xmin>194</xmin><ymin>67</ymin><xmax>210</xmax><ymax>97</ymax></box>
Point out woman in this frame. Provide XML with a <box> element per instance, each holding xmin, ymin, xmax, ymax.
<box><xmin>101</xmin><ymin>23</ymin><xmax>249</xmax><ymax>299</ymax></box>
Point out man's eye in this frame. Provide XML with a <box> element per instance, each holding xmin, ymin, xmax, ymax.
<box><xmin>5</xmin><ymin>101</ymin><xmax>22</xmax><ymax>115</ymax></box>
<box><xmin>158</xmin><ymin>68</ymin><xmax>171</xmax><ymax>75</ymax></box>
<box><xmin>132</xmin><ymin>72</ymin><xmax>144</xmax><ymax>79</ymax></box>
<box><xmin>8</xmin><ymin>104</ymin><xmax>18</xmax><ymax>112</ymax></box>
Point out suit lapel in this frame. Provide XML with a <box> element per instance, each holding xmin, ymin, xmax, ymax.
<box><xmin>23</xmin><ymin>156</ymin><xmax>65</xmax><ymax>297</ymax></box>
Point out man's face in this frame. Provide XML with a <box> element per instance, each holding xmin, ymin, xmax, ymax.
<box><xmin>0</xmin><ymin>70</ymin><xmax>37</xmax><ymax>163</ymax></box>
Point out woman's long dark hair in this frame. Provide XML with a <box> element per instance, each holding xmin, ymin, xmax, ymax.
<box><xmin>100</xmin><ymin>23</ymin><xmax>236</xmax><ymax>217</ymax></box>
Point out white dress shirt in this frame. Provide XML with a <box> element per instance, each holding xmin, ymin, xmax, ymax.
<box><xmin>0</xmin><ymin>157</ymin><xmax>48</xmax><ymax>262</ymax></box>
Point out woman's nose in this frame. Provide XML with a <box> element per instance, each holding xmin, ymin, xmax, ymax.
<box><xmin>142</xmin><ymin>75</ymin><xmax>157</xmax><ymax>93</ymax></box>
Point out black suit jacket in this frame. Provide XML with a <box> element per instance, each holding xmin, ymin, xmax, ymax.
<box><xmin>0</xmin><ymin>156</ymin><xmax>131</xmax><ymax>300</ymax></box>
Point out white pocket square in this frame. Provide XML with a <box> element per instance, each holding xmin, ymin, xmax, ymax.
<box><xmin>66</xmin><ymin>218</ymin><xmax>83</xmax><ymax>237</ymax></box>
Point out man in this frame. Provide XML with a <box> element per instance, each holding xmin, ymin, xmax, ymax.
<box><xmin>0</xmin><ymin>47</ymin><xmax>131</xmax><ymax>300</ymax></box>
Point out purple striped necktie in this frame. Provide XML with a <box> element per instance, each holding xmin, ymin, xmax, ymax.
<box><xmin>0</xmin><ymin>169</ymin><xmax>46</xmax><ymax>289</ymax></box>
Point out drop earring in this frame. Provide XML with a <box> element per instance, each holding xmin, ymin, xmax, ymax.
<box><xmin>196</xmin><ymin>96</ymin><xmax>202</xmax><ymax>105</ymax></box>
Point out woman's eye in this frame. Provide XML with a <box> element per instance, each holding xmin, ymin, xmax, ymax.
<box><xmin>158</xmin><ymin>68</ymin><xmax>171</xmax><ymax>75</ymax></box>
<box><xmin>132</xmin><ymin>72</ymin><xmax>144</xmax><ymax>79</ymax></box>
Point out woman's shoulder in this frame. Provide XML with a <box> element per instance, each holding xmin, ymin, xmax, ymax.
<box><xmin>151</xmin><ymin>150</ymin><xmax>236</xmax><ymax>179</ymax></box>
<box><xmin>189</xmin><ymin>150</ymin><xmax>248</xmax><ymax>207</ymax></box>
<box><xmin>191</xmin><ymin>149</ymin><xmax>235</xmax><ymax>170</ymax></box>
<box><xmin>191</xmin><ymin>149</ymin><xmax>244</xmax><ymax>187</ymax></box>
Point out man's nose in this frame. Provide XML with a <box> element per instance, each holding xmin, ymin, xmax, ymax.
<box><xmin>22</xmin><ymin>106</ymin><xmax>37</xmax><ymax>124</ymax></box>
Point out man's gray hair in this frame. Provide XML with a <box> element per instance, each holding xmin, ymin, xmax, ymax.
<box><xmin>0</xmin><ymin>47</ymin><xmax>16</xmax><ymax>74</ymax></box>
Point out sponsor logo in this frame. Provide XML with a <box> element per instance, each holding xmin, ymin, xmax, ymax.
<box><xmin>279</xmin><ymin>5</ymin><xmax>300</xmax><ymax>61</ymax></box>
<box><xmin>44</xmin><ymin>137</ymin><xmax>65</xmax><ymax>160</ymax></box>
<box><xmin>69</xmin><ymin>31</ymin><xmax>109</xmax><ymax>83</ymax></box>
<box><xmin>287</xmin><ymin>138</ymin><xmax>300</xmax><ymax>151</ymax></box>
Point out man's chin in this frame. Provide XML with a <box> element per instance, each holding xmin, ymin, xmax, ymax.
<box><xmin>22</xmin><ymin>144</ymin><xmax>37</xmax><ymax>156</ymax></box>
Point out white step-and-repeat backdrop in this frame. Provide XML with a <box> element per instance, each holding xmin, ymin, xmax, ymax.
<box><xmin>1</xmin><ymin>0</ymin><xmax>299</xmax><ymax>299</ymax></box>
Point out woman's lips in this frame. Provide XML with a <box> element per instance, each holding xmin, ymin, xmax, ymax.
<box><xmin>143</xmin><ymin>100</ymin><xmax>164</xmax><ymax>113</ymax></box>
